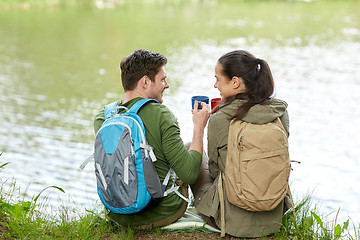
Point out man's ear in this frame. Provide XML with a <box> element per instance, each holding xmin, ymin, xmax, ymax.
<box><xmin>138</xmin><ymin>76</ymin><xmax>148</xmax><ymax>89</ymax></box>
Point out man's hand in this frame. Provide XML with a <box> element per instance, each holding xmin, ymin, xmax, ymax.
<box><xmin>192</xmin><ymin>100</ymin><xmax>210</xmax><ymax>130</ymax></box>
<box><xmin>190</xmin><ymin>100</ymin><xmax>210</xmax><ymax>154</ymax></box>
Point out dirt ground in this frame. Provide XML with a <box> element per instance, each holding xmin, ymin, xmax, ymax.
<box><xmin>132</xmin><ymin>231</ymin><xmax>274</xmax><ymax>240</ymax></box>
<box><xmin>134</xmin><ymin>232</ymin><xmax>235</xmax><ymax>239</ymax></box>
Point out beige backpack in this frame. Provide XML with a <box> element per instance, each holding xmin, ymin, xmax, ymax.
<box><xmin>223</xmin><ymin>118</ymin><xmax>291</xmax><ymax>212</ymax></box>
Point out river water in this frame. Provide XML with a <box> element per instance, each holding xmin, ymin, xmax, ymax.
<box><xmin>0</xmin><ymin>0</ymin><xmax>359</xmax><ymax>226</ymax></box>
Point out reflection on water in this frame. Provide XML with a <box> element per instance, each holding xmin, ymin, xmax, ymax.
<box><xmin>0</xmin><ymin>0</ymin><xmax>359</xmax><ymax>225</ymax></box>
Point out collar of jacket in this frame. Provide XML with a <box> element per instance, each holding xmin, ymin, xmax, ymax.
<box><xmin>217</xmin><ymin>98</ymin><xmax>288</xmax><ymax>124</ymax></box>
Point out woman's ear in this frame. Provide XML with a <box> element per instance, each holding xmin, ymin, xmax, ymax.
<box><xmin>232</xmin><ymin>76</ymin><xmax>246</xmax><ymax>93</ymax></box>
<box><xmin>231</xmin><ymin>76</ymin><xmax>240</xmax><ymax>88</ymax></box>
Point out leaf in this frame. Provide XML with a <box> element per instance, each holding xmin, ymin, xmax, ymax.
<box><xmin>21</xmin><ymin>201</ymin><xmax>32</xmax><ymax>212</ymax></box>
<box><xmin>343</xmin><ymin>220</ymin><xmax>349</xmax><ymax>230</ymax></box>
<box><xmin>33</xmin><ymin>185</ymin><xmax>65</xmax><ymax>204</ymax></box>
<box><xmin>0</xmin><ymin>162</ymin><xmax>9</xmax><ymax>169</ymax></box>
<box><xmin>304</xmin><ymin>216</ymin><xmax>314</xmax><ymax>228</ymax></box>
<box><xmin>50</xmin><ymin>185</ymin><xmax>65</xmax><ymax>193</ymax></box>
<box><xmin>0</xmin><ymin>202</ymin><xmax>15</xmax><ymax>212</ymax></box>
<box><xmin>85</xmin><ymin>209</ymin><xmax>96</xmax><ymax>214</ymax></box>
<box><xmin>311</xmin><ymin>211</ymin><xmax>323</xmax><ymax>226</ymax></box>
<box><xmin>334</xmin><ymin>224</ymin><xmax>342</xmax><ymax>238</ymax></box>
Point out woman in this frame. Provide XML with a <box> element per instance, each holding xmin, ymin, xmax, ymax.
<box><xmin>193</xmin><ymin>50</ymin><xmax>290</xmax><ymax>238</ymax></box>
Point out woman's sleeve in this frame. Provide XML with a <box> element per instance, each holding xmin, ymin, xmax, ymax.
<box><xmin>207</xmin><ymin>116</ymin><xmax>220</xmax><ymax>179</ymax></box>
<box><xmin>280</xmin><ymin>110</ymin><xmax>290</xmax><ymax>137</ymax></box>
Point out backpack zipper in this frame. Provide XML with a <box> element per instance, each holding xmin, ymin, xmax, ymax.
<box><xmin>239</xmin><ymin>136</ymin><xmax>244</xmax><ymax>151</ymax></box>
<box><xmin>96</xmin><ymin>121</ymin><xmax>133</xmax><ymax>138</ymax></box>
<box><xmin>239</xmin><ymin>135</ymin><xmax>247</xmax><ymax>171</ymax></box>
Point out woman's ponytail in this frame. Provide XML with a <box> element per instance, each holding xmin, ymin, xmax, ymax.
<box><xmin>218</xmin><ymin>50</ymin><xmax>275</xmax><ymax>121</ymax></box>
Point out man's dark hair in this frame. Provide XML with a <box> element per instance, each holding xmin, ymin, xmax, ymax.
<box><xmin>120</xmin><ymin>49</ymin><xmax>167</xmax><ymax>91</ymax></box>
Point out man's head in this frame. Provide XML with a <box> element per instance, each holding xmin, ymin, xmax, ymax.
<box><xmin>120</xmin><ymin>49</ymin><xmax>168</xmax><ymax>91</ymax></box>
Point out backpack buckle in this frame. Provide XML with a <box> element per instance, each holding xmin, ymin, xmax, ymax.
<box><xmin>108</xmin><ymin>106</ymin><xmax>129</xmax><ymax>118</ymax></box>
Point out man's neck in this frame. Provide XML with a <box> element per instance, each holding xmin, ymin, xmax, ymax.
<box><xmin>122</xmin><ymin>90</ymin><xmax>147</xmax><ymax>104</ymax></box>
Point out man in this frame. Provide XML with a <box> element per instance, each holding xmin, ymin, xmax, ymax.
<box><xmin>94</xmin><ymin>49</ymin><xmax>210</xmax><ymax>228</ymax></box>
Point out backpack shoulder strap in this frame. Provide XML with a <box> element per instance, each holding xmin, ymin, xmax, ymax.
<box><xmin>129</xmin><ymin>98</ymin><xmax>159</xmax><ymax>114</ymax></box>
<box><xmin>104</xmin><ymin>101</ymin><xmax>119</xmax><ymax>119</ymax></box>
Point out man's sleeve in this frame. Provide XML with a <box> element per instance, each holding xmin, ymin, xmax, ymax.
<box><xmin>159</xmin><ymin>107</ymin><xmax>202</xmax><ymax>184</ymax></box>
<box><xmin>94</xmin><ymin>109</ymin><xmax>105</xmax><ymax>134</ymax></box>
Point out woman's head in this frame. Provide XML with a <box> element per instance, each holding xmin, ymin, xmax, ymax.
<box><xmin>215</xmin><ymin>50</ymin><xmax>275</xmax><ymax>119</ymax></box>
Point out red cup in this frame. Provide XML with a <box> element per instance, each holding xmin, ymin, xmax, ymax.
<box><xmin>211</xmin><ymin>98</ymin><xmax>221</xmax><ymax>110</ymax></box>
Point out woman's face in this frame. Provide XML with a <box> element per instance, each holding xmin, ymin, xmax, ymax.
<box><xmin>214</xmin><ymin>63</ymin><xmax>246</xmax><ymax>100</ymax></box>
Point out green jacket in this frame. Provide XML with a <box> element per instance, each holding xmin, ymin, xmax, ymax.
<box><xmin>94</xmin><ymin>97</ymin><xmax>202</xmax><ymax>227</ymax></box>
<box><xmin>195</xmin><ymin>98</ymin><xmax>289</xmax><ymax>238</ymax></box>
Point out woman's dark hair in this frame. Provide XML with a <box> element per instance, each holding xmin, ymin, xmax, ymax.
<box><xmin>120</xmin><ymin>49</ymin><xmax>167</xmax><ymax>91</ymax></box>
<box><xmin>217</xmin><ymin>50</ymin><xmax>274</xmax><ymax>120</ymax></box>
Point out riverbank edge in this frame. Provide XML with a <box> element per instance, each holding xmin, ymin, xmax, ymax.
<box><xmin>1</xmin><ymin>157</ymin><xmax>358</xmax><ymax>239</ymax></box>
<box><xmin>1</xmin><ymin>186</ymin><xmax>357</xmax><ymax>240</ymax></box>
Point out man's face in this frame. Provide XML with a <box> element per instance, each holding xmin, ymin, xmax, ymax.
<box><xmin>147</xmin><ymin>67</ymin><xmax>169</xmax><ymax>103</ymax></box>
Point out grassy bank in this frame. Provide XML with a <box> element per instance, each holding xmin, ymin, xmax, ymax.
<box><xmin>1</xmin><ymin>156</ymin><xmax>359</xmax><ymax>239</ymax></box>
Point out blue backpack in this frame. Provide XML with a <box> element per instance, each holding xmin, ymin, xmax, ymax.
<box><xmin>82</xmin><ymin>99</ymin><xmax>173</xmax><ymax>214</ymax></box>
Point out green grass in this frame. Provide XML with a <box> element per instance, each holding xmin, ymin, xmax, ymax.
<box><xmin>1</xmin><ymin>154</ymin><xmax>359</xmax><ymax>239</ymax></box>
<box><xmin>274</xmin><ymin>196</ymin><xmax>359</xmax><ymax>240</ymax></box>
